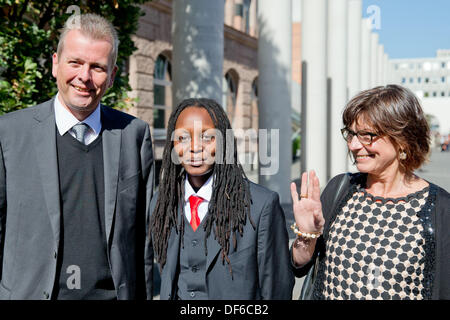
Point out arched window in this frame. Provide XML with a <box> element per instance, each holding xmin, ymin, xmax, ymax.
<box><xmin>249</xmin><ymin>77</ymin><xmax>259</xmax><ymax>170</ymax></box>
<box><xmin>222</xmin><ymin>71</ymin><xmax>238</xmax><ymax>123</ymax></box>
<box><xmin>251</xmin><ymin>77</ymin><xmax>258</xmax><ymax>131</ymax></box>
<box><xmin>153</xmin><ymin>54</ymin><xmax>172</xmax><ymax>133</ymax></box>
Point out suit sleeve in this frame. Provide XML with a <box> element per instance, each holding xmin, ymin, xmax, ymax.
<box><xmin>140</xmin><ymin>123</ymin><xmax>155</xmax><ymax>300</ymax></box>
<box><xmin>0</xmin><ymin>138</ymin><xmax>6</xmax><ymax>279</ymax></box>
<box><xmin>257</xmin><ymin>192</ymin><xmax>294</xmax><ymax>299</ymax></box>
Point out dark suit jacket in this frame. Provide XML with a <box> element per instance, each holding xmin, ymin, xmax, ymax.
<box><xmin>149</xmin><ymin>181</ymin><xmax>294</xmax><ymax>300</ymax></box>
<box><xmin>0</xmin><ymin>98</ymin><xmax>154</xmax><ymax>300</ymax></box>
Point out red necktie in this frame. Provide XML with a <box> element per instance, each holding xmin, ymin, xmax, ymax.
<box><xmin>189</xmin><ymin>195</ymin><xmax>203</xmax><ymax>232</ymax></box>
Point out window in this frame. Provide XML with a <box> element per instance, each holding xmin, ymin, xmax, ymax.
<box><xmin>433</xmin><ymin>92</ymin><xmax>437</xmax><ymax>97</ymax></box>
<box><xmin>153</xmin><ymin>54</ymin><xmax>172</xmax><ymax>132</ymax></box>
<box><xmin>417</xmin><ymin>77</ymin><xmax>422</xmax><ymax>83</ymax></box>
<box><xmin>424</xmin><ymin>92</ymin><xmax>429</xmax><ymax>97</ymax></box>
<box><xmin>401</xmin><ymin>77</ymin><xmax>406</xmax><ymax>84</ymax></box>
<box><xmin>442</xmin><ymin>77</ymin><xmax>446</xmax><ymax>83</ymax></box>
<box><xmin>425</xmin><ymin>77</ymin><xmax>429</xmax><ymax>83</ymax></box>
<box><xmin>251</xmin><ymin>77</ymin><xmax>258</xmax><ymax>131</ymax></box>
<box><xmin>249</xmin><ymin>77</ymin><xmax>259</xmax><ymax>170</ymax></box>
<box><xmin>409</xmin><ymin>77</ymin><xmax>414</xmax><ymax>84</ymax></box>
<box><xmin>243</xmin><ymin>0</ymin><xmax>251</xmax><ymax>34</ymax></box>
<box><xmin>222</xmin><ymin>71</ymin><xmax>238</xmax><ymax>124</ymax></box>
<box><xmin>441</xmin><ymin>92</ymin><xmax>445</xmax><ymax>97</ymax></box>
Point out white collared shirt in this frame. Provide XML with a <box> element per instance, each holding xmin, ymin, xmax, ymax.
<box><xmin>184</xmin><ymin>174</ymin><xmax>214</xmax><ymax>223</ymax></box>
<box><xmin>54</xmin><ymin>93</ymin><xmax>102</xmax><ymax>145</ymax></box>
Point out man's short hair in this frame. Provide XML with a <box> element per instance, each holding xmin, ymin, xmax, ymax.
<box><xmin>57</xmin><ymin>13</ymin><xmax>119</xmax><ymax>68</ymax></box>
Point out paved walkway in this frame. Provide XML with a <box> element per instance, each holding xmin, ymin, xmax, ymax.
<box><xmin>416</xmin><ymin>148</ymin><xmax>450</xmax><ymax>192</ymax></box>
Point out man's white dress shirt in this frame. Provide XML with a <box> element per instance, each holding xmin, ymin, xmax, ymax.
<box><xmin>54</xmin><ymin>93</ymin><xmax>101</xmax><ymax>145</ymax></box>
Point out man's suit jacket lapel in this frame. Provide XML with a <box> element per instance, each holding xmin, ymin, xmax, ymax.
<box><xmin>30</xmin><ymin>101</ymin><xmax>123</xmax><ymax>251</ymax></box>
<box><xmin>32</xmin><ymin>98</ymin><xmax>61</xmax><ymax>246</ymax></box>
<box><xmin>101</xmin><ymin>105</ymin><xmax>122</xmax><ymax>245</ymax></box>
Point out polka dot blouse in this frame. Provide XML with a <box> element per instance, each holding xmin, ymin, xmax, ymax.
<box><xmin>322</xmin><ymin>184</ymin><xmax>429</xmax><ymax>300</ymax></box>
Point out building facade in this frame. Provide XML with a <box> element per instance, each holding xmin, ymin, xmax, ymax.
<box><xmin>127</xmin><ymin>0</ymin><xmax>261</xmax><ymax>182</ymax></box>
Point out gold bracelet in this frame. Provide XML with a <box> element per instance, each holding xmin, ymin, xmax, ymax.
<box><xmin>290</xmin><ymin>223</ymin><xmax>322</xmax><ymax>239</ymax></box>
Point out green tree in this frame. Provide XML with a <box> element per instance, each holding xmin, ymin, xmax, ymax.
<box><xmin>0</xmin><ymin>0</ymin><xmax>147</xmax><ymax>115</ymax></box>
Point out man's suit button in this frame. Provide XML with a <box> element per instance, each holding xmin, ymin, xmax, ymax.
<box><xmin>54</xmin><ymin>251</ymin><xmax>57</xmax><ymax>259</ymax></box>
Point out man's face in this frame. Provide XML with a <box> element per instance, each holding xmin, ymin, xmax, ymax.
<box><xmin>52</xmin><ymin>29</ymin><xmax>117</xmax><ymax>120</ymax></box>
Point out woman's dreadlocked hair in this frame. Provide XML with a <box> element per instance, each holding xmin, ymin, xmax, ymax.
<box><xmin>150</xmin><ymin>98</ymin><xmax>254</xmax><ymax>272</ymax></box>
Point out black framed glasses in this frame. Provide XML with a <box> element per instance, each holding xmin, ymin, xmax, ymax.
<box><xmin>341</xmin><ymin>127</ymin><xmax>378</xmax><ymax>145</ymax></box>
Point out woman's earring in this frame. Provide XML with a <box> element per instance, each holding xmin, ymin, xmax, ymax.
<box><xmin>399</xmin><ymin>151</ymin><xmax>407</xmax><ymax>160</ymax></box>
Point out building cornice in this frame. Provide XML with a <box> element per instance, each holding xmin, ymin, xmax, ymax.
<box><xmin>224</xmin><ymin>25</ymin><xmax>258</xmax><ymax>49</ymax></box>
<box><xmin>144</xmin><ymin>1</ymin><xmax>257</xmax><ymax>49</ymax></box>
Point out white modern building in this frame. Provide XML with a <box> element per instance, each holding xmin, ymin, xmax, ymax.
<box><xmin>390</xmin><ymin>49</ymin><xmax>450</xmax><ymax>135</ymax></box>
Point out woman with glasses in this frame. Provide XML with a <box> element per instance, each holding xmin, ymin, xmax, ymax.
<box><xmin>290</xmin><ymin>84</ymin><xmax>450</xmax><ymax>300</ymax></box>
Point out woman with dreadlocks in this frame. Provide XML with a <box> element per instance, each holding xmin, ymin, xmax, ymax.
<box><xmin>149</xmin><ymin>98</ymin><xmax>294</xmax><ymax>300</ymax></box>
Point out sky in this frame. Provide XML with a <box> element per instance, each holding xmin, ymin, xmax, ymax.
<box><xmin>362</xmin><ymin>0</ymin><xmax>450</xmax><ymax>59</ymax></box>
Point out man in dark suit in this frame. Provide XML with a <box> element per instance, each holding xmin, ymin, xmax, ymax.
<box><xmin>0</xmin><ymin>13</ymin><xmax>154</xmax><ymax>299</ymax></box>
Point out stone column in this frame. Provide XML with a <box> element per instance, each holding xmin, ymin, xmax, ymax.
<box><xmin>257</xmin><ymin>0</ymin><xmax>292</xmax><ymax>203</ymax></box>
<box><xmin>328</xmin><ymin>0</ymin><xmax>348</xmax><ymax>178</ymax></box>
<box><xmin>346</xmin><ymin>0</ymin><xmax>362</xmax><ymax>174</ymax></box>
<box><xmin>360</xmin><ymin>18</ymin><xmax>371</xmax><ymax>91</ymax></box>
<box><xmin>347</xmin><ymin>0</ymin><xmax>362</xmax><ymax>99</ymax></box>
<box><xmin>377</xmin><ymin>44</ymin><xmax>384</xmax><ymax>86</ymax></box>
<box><xmin>370</xmin><ymin>32</ymin><xmax>379</xmax><ymax>88</ymax></box>
<box><xmin>300</xmin><ymin>0</ymin><xmax>328</xmax><ymax>184</ymax></box>
<box><xmin>383</xmin><ymin>52</ymin><xmax>389</xmax><ymax>84</ymax></box>
<box><xmin>172</xmin><ymin>0</ymin><xmax>224</xmax><ymax>105</ymax></box>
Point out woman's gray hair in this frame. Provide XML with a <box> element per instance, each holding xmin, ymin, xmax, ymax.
<box><xmin>57</xmin><ymin>13</ymin><xmax>119</xmax><ymax>68</ymax></box>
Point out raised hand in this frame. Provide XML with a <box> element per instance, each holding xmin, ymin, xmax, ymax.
<box><xmin>290</xmin><ymin>170</ymin><xmax>325</xmax><ymax>235</ymax></box>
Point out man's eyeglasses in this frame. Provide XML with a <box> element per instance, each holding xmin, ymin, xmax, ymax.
<box><xmin>340</xmin><ymin>128</ymin><xmax>378</xmax><ymax>145</ymax></box>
